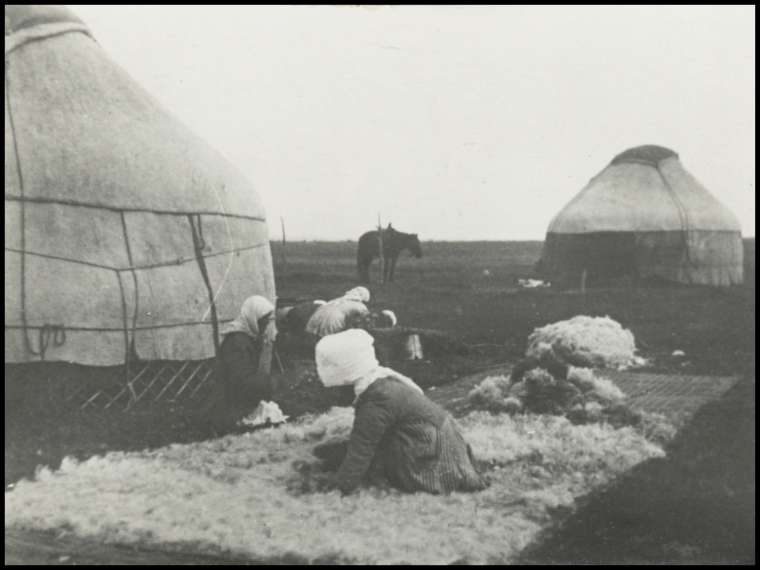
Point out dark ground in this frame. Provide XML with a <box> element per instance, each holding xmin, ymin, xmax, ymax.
<box><xmin>5</xmin><ymin>239</ymin><xmax>755</xmax><ymax>564</ymax></box>
<box><xmin>518</xmin><ymin>372</ymin><xmax>755</xmax><ymax>565</ymax></box>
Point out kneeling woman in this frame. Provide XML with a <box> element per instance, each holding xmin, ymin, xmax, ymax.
<box><xmin>315</xmin><ymin>329</ymin><xmax>488</xmax><ymax>495</ymax></box>
<box><xmin>305</xmin><ymin>286</ymin><xmax>371</xmax><ymax>338</ymax></box>
<box><xmin>206</xmin><ymin>295</ymin><xmax>278</xmax><ymax>429</ymax></box>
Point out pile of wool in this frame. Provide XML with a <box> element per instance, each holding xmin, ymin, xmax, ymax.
<box><xmin>5</xmin><ymin>406</ymin><xmax>665</xmax><ymax>565</ymax></box>
<box><xmin>526</xmin><ymin>315</ymin><xmax>646</xmax><ymax>370</ymax></box>
<box><xmin>467</xmin><ymin>367</ymin><xmax>672</xmax><ymax>441</ymax></box>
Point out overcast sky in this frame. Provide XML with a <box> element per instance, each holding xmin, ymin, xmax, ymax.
<box><xmin>69</xmin><ymin>5</ymin><xmax>755</xmax><ymax>240</ymax></box>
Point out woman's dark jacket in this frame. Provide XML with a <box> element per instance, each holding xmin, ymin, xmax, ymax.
<box><xmin>207</xmin><ymin>332</ymin><xmax>271</xmax><ymax>423</ymax></box>
<box><xmin>336</xmin><ymin>376</ymin><xmax>488</xmax><ymax>495</ymax></box>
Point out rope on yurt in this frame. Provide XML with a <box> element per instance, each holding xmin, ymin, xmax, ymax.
<box><xmin>5</xmin><ymin>60</ymin><xmax>41</xmax><ymax>359</ymax></box>
<box><xmin>195</xmin><ymin>213</ymin><xmax>206</xmax><ymax>249</ymax></box>
<box><xmin>189</xmin><ymin>214</ymin><xmax>221</xmax><ymax>356</ymax></box>
<box><xmin>119</xmin><ymin>212</ymin><xmax>141</xmax><ymax>392</ymax></box>
<box><xmin>35</xmin><ymin>324</ymin><xmax>66</xmax><ymax>360</ymax></box>
<box><xmin>3</xmin><ymin>247</ymin><xmax>118</xmax><ymax>270</ymax></box>
<box><xmin>655</xmin><ymin>164</ymin><xmax>695</xmax><ymax>268</ymax></box>
<box><xmin>5</xmin><ymin>321</ymin><xmax>232</xmax><ymax>333</ymax></box>
<box><xmin>200</xmin><ymin>183</ymin><xmax>238</xmax><ymax>326</ymax></box>
<box><xmin>5</xmin><ymin>243</ymin><xmax>267</xmax><ymax>272</ymax></box>
<box><xmin>115</xmin><ymin>270</ymin><xmax>133</xmax><ymax>387</ymax></box>
<box><xmin>3</xmin><ymin>194</ymin><xmax>267</xmax><ymax>223</ymax></box>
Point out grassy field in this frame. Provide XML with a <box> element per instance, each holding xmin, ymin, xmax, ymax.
<box><xmin>272</xmin><ymin>239</ymin><xmax>755</xmax><ymax>376</ymax></box>
<box><xmin>5</xmin><ymin>238</ymin><xmax>755</xmax><ymax>564</ymax></box>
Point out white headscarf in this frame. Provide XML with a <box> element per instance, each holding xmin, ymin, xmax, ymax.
<box><xmin>337</xmin><ymin>286</ymin><xmax>370</xmax><ymax>304</ymax></box>
<box><xmin>381</xmin><ymin>309</ymin><xmax>398</xmax><ymax>327</ymax></box>
<box><xmin>305</xmin><ymin>299</ymin><xmax>369</xmax><ymax>337</ymax></box>
<box><xmin>221</xmin><ymin>295</ymin><xmax>276</xmax><ymax>341</ymax></box>
<box><xmin>315</xmin><ymin>329</ymin><xmax>423</xmax><ymax>400</ymax></box>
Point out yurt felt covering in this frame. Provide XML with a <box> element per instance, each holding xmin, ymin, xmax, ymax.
<box><xmin>540</xmin><ymin>146</ymin><xmax>743</xmax><ymax>287</ymax></box>
<box><xmin>5</xmin><ymin>6</ymin><xmax>275</xmax><ymax>366</ymax></box>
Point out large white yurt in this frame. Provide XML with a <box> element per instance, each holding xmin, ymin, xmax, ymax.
<box><xmin>539</xmin><ymin>145</ymin><xmax>743</xmax><ymax>287</ymax></box>
<box><xmin>5</xmin><ymin>6</ymin><xmax>275</xmax><ymax>405</ymax></box>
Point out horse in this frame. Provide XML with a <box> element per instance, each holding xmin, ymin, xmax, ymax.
<box><xmin>357</xmin><ymin>224</ymin><xmax>422</xmax><ymax>283</ymax></box>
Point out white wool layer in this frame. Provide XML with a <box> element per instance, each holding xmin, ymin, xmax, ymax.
<box><xmin>5</xmin><ymin>407</ymin><xmax>664</xmax><ymax>565</ymax></box>
<box><xmin>526</xmin><ymin>315</ymin><xmax>640</xmax><ymax>369</ymax></box>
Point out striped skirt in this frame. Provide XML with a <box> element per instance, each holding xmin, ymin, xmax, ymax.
<box><xmin>382</xmin><ymin>415</ymin><xmax>489</xmax><ymax>494</ymax></box>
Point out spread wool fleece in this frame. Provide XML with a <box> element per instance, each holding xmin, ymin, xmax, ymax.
<box><xmin>5</xmin><ymin>407</ymin><xmax>665</xmax><ymax>565</ymax></box>
<box><xmin>467</xmin><ymin>368</ymin><xmax>676</xmax><ymax>446</ymax></box>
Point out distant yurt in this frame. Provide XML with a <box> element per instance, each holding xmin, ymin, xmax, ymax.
<box><xmin>539</xmin><ymin>145</ymin><xmax>743</xmax><ymax>287</ymax></box>
<box><xmin>5</xmin><ymin>6</ymin><xmax>275</xmax><ymax>408</ymax></box>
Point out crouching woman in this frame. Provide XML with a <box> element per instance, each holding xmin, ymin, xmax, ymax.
<box><xmin>305</xmin><ymin>286</ymin><xmax>371</xmax><ymax>338</ymax></box>
<box><xmin>205</xmin><ymin>295</ymin><xmax>278</xmax><ymax>429</ymax></box>
<box><xmin>315</xmin><ymin>329</ymin><xmax>488</xmax><ymax>495</ymax></box>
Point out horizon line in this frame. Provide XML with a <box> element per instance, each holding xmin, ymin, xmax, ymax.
<box><xmin>268</xmin><ymin>236</ymin><xmax>756</xmax><ymax>243</ymax></box>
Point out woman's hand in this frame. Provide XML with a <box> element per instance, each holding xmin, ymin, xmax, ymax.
<box><xmin>263</xmin><ymin>318</ymin><xmax>278</xmax><ymax>344</ymax></box>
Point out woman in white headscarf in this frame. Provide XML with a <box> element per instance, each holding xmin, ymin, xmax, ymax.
<box><xmin>340</xmin><ymin>286</ymin><xmax>370</xmax><ymax>304</ymax></box>
<box><xmin>314</xmin><ymin>329</ymin><xmax>489</xmax><ymax>495</ymax></box>
<box><xmin>304</xmin><ymin>287</ymin><xmax>371</xmax><ymax>338</ymax></box>
<box><xmin>206</xmin><ymin>295</ymin><xmax>278</xmax><ymax>428</ymax></box>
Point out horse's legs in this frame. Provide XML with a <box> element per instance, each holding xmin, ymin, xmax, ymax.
<box><xmin>389</xmin><ymin>256</ymin><xmax>398</xmax><ymax>282</ymax></box>
<box><xmin>358</xmin><ymin>256</ymin><xmax>371</xmax><ymax>283</ymax></box>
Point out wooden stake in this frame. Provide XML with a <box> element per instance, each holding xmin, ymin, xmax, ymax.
<box><xmin>280</xmin><ymin>216</ymin><xmax>287</xmax><ymax>266</ymax></box>
<box><xmin>377</xmin><ymin>213</ymin><xmax>385</xmax><ymax>284</ymax></box>
<box><xmin>580</xmin><ymin>268</ymin><xmax>587</xmax><ymax>293</ymax></box>
<box><xmin>274</xmin><ymin>349</ymin><xmax>285</xmax><ymax>373</ymax></box>
<box><xmin>258</xmin><ymin>340</ymin><xmax>274</xmax><ymax>382</ymax></box>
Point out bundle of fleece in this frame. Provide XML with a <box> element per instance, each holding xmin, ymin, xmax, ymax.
<box><xmin>525</xmin><ymin>315</ymin><xmax>646</xmax><ymax>370</ymax></box>
<box><xmin>5</xmin><ymin>406</ymin><xmax>665</xmax><ymax>565</ymax></box>
<box><xmin>239</xmin><ymin>401</ymin><xmax>289</xmax><ymax>428</ymax></box>
<box><xmin>467</xmin><ymin>368</ymin><xmax>675</xmax><ymax>445</ymax></box>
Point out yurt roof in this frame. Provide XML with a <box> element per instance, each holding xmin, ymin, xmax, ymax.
<box><xmin>610</xmin><ymin>144</ymin><xmax>678</xmax><ymax>166</ymax></box>
<box><xmin>547</xmin><ymin>145</ymin><xmax>742</xmax><ymax>234</ymax></box>
<box><xmin>5</xmin><ymin>5</ymin><xmax>265</xmax><ymax>220</ymax></box>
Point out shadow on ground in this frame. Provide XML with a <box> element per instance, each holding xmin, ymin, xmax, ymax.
<box><xmin>517</xmin><ymin>372</ymin><xmax>755</xmax><ymax>565</ymax></box>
